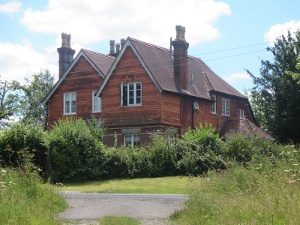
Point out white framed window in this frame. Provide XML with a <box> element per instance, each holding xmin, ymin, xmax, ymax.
<box><xmin>192</xmin><ymin>100</ymin><xmax>199</xmax><ymax>111</ymax></box>
<box><xmin>121</xmin><ymin>82</ymin><xmax>142</xmax><ymax>106</ymax></box>
<box><xmin>211</xmin><ymin>94</ymin><xmax>216</xmax><ymax>114</ymax></box>
<box><xmin>124</xmin><ymin>134</ymin><xmax>140</xmax><ymax>147</ymax></box>
<box><xmin>64</xmin><ymin>92</ymin><xmax>76</xmax><ymax>115</ymax></box>
<box><xmin>92</xmin><ymin>90</ymin><xmax>101</xmax><ymax>113</ymax></box>
<box><xmin>238</xmin><ymin>109</ymin><xmax>245</xmax><ymax>118</ymax></box>
<box><xmin>222</xmin><ymin>98</ymin><xmax>230</xmax><ymax>116</ymax></box>
<box><xmin>167</xmin><ymin>134</ymin><xmax>176</xmax><ymax>145</ymax></box>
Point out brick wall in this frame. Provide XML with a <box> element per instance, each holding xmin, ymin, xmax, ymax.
<box><xmin>47</xmin><ymin>56</ymin><xmax>103</xmax><ymax>126</ymax></box>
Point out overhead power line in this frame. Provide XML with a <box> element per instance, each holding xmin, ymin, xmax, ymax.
<box><xmin>205</xmin><ymin>49</ymin><xmax>267</xmax><ymax>61</ymax></box>
<box><xmin>198</xmin><ymin>42</ymin><xmax>268</xmax><ymax>55</ymax></box>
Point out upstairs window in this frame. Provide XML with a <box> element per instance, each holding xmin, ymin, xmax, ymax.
<box><xmin>92</xmin><ymin>90</ymin><xmax>101</xmax><ymax>113</ymax></box>
<box><xmin>238</xmin><ymin>109</ymin><xmax>245</xmax><ymax>118</ymax></box>
<box><xmin>64</xmin><ymin>92</ymin><xmax>76</xmax><ymax>115</ymax></box>
<box><xmin>124</xmin><ymin>134</ymin><xmax>140</xmax><ymax>147</ymax></box>
<box><xmin>222</xmin><ymin>98</ymin><xmax>230</xmax><ymax>116</ymax></box>
<box><xmin>121</xmin><ymin>82</ymin><xmax>142</xmax><ymax>106</ymax></box>
<box><xmin>211</xmin><ymin>94</ymin><xmax>216</xmax><ymax>114</ymax></box>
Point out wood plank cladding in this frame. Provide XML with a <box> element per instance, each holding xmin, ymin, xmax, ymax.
<box><xmin>47</xmin><ymin>56</ymin><xmax>102</xmax><ymax>126</ymax></box>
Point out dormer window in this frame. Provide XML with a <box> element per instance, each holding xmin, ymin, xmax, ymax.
<box><xmin>222</xmin><ymin>98</ymin><xmax>230</xmax><ymax>116</ymax></box>
<box><xmin>92</xmin><ymin>90</ymin><xmax>101</xmax><ymax>113</ymax></box>
<box><xmin>121</xmin><ymin>82</ymin><xmax>142</xmax><ymax>106</ymax></box>
<box><xmin>238</xmin><ymin>109</ymin><xmax>245</xmax><ymax>118</ymax></box>
<box><xmin>192</xmin><ymin>100</ymin><xmax>199</xmax><ymax>111</ymax></box>
<box><xmin>211</xmin><ymin>94</ymin><xmax>216</xmax><ymax>114</ymax></box>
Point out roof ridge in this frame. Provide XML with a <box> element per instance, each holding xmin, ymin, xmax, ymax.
<box><xmin>82</xmin><ymin>48</ymin><xmax>115</xmax><ymax>59</ymax></box>
<box><xmin>128</xmin><ymin>37</ymin><xmax>172</xmax><ymax>53</ymax></box>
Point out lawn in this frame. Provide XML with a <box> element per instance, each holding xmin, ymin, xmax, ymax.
<box><xmin>99</xmin><ymin>216</ymin><xmax>140</xmax><ymax>225</ymax></box>
<box><xmin>61</xmin><ymin>176</ymin><xmax>195</xmax><ymax>194</ymax></box>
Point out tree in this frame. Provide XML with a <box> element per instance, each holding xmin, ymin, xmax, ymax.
<box><xmin>13</xmin><ymin>70</ymin><xmax>54</xmax><ymax>127</ymax></box>
<box><xmin>287</xmin><ymin>56</ymin><xmax>300</xmax><ymax>85</ymax></box>
<box><xmin>0</xmin><ymin>77</ymin><xmax>19</xmax><ymax>128</ymax></box>
<box><xmin>249</xmin><ymin>31</ymin><xmax>300</xmax><ymax>143</ymax></box>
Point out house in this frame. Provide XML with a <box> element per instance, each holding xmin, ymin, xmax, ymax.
<box><xmin>44</xmin><ymin>26</ymin><xmax>270</xmax><ymax>147</ymax></box>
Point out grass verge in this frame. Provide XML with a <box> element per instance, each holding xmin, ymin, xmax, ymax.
<box><xmin>0</xmin><ymin>168</ymin><xmax>67</xmax><ymax>225</ymax></box>
<box><xmin>61</xmin><ymin>176</ymin><xmax>193</xmax><ymax>194</ymax></box>
<box><xmin>171</xmin><ymin>161</ymin><xmax>300</xmax><ymax>225</ymax></box>
<box><xmin>99</xmin><ymin>216</ymin><xmax>140</xmax><ymax>225</ymax></box>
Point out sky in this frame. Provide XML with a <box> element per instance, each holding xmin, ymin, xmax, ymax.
<box><xmin>0</xmin><ymin>0</ymin><xmax>300</xmax><ymax>94</ymax></box>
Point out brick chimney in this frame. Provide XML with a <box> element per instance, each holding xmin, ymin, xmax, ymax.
<box><xmin>172</xmin><ymin>25</ymin><xmax>189</xmax><ymax>90</ymax></box>
<box><xmin>57</xmin><ymin>33</ymin><xmax>75</xmax><ymax>79</ymax></box>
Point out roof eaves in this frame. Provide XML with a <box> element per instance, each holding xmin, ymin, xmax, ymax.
<box><xmin>129</xmin><ymin>38</ymin><xmax>163</xmax><ymax>93</ymax></box>
<box><xmin>81</xmin><ymin>49</ymin><xmax>105</xmax><ymax>78</ymax></box>
<box><xmin>43</xmin><ymin>49</ymin><xmax>103</xmax><ymax>104</ymax></box>
<box><xmin>95</xmin><ymin>38</ymin><xmax>163</xmax><ymax>97</ymax></box>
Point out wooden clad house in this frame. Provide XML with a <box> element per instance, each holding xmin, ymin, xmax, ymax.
<box><xmin>44</xmin><ymin>27</ymin><xmax>270</xmax><ymax>147</ymax></box>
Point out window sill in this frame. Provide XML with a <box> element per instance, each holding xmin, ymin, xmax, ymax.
<box><xmin>64</xmin><ymin>113</ymin><xmax>76</xmax><ymax>116</ymax></box>
<box><xmin>120</xmin><ymin>104</ymin><xmax>143</xmax><ymax>108</ymax></box>
<box><xmin>222</xmin><ymin>114</ymin><xmax>230</xmax><ymax>117</ymax></box>
<box><xmin>92</xmin><ymin>111</ymin><xmax>102</xmax><ymax>113</ymax></box>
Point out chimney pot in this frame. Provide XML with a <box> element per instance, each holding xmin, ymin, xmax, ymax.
<box><xmin>120</xmin><ymin>38</ymin><xmax>126</xmax><ymax>49</ymax></box>
<box><xmin>175</xmin><ymin>25</ymin><xmax>186</xmax><ymax>41</ymax></box>
<box><xmin>109</xmin><ymin>40</ymin><xmax>115</xmax><ymax>55</ymax></box>
<box><xmin>116</xmin><ymin>43</ymin><xmax>120</xmax><ymax>54</ymax></box>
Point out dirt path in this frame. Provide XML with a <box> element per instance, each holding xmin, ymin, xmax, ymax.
<box><xmin>59</xmin><ymin>192</ymin><xmax>188</xmax><ymax>225</ymax></box>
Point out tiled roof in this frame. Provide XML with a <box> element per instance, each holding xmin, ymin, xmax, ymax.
<box><xmin>44</xmin><ymin>49</ymin><xmax>115</xmax><ymax>104</ymax></box>
<box><xmin>129</xmin><ymin>38</ymin><xmax>246</xmax><ymax>100</ymax></box>
<box><xmin>82</xmin><ymin>49</ymin><xmax>115</xmax><ymax>76</ymax></box>
<box><xmin>220</xmin><ymin>118</ymin><xmax>274</xmax><ymax>140</ymax></box>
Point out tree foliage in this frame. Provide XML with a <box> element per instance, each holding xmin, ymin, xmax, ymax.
<box><xmin>0</xmin><ymin>77</ymin><xmax>19</xmax><ymax>128</ymax></box>
<box><xmin>249</xmin><ymin>31</ymin><xmax>300</xmax><ymax>143</ymax></box>
<box><xmin>13</xmin><ymin>70</ymin><xmax>54</xmax><ymax>127</ymax></box>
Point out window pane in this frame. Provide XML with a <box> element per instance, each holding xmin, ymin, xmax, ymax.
<box><xmin>123</xmin><ymin>84</ymin><xmax>128</xmax><ymax>106</ymax></box>
<box><xmin>65</xmin><ymin>101</ymin><xmax>70</xmax><ymax>113</ymax></box>
<box><xmin>71</xmin><ymin>100</ymin><xmax>76</xmax><ymax>113</ymax></box>
<box><xmin>71</xmin><ymin>93</ymin><xmax>76</xmax><ymax>101</ymax></box>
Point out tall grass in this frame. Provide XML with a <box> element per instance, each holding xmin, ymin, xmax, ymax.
<box><xmin>0</xmin><ymin>168</ymin><xmax>67</xmax><ymax>225</ymax></box>
<box><xmin>172</xmin><ymin>152</ymin><xmax>300</xmax><ymax>225</ymax></box>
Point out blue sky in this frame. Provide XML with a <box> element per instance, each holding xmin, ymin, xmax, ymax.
<box><xmin>1</xmin><ymin>0</ymin><xmax>300</xmax><ymax>94</ymax></box>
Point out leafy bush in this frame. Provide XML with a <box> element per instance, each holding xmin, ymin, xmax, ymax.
<box><xmin>224</xmin><ymin>133</ymin><xmax>280</xmax><ymax>164</ymax></box>
<box><xmin>46</xmin><ymin>118</ymin><xmax>103</xmax><ymax>182</ymax></box>
<box><xmin>101</xmin><ymin>147</ymin><xmax>130</xmax><ymax>178</ymax></box>
<box><xmin>177</xmin><ymin>125</ymin><xmax>226</xmax><ymax>175</ymax></box>
<box><xmin>182</xmin><ymin>124</ymin><xmax>223</xmax><ymax>155</ymax></box>
<box><xmin>147</xmin><ymin>135</ymin><xmax>178</xmax><ymax>177</ymax></box>
<box><xmin>0</xmin><ymin>122</ymin><xmax>49</xmax><ymax>180</ymax></box>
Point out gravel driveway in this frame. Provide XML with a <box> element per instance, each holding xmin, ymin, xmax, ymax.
<box><xmin>59</xmin><ymin>192</ymin><xmax>188</xmax><ymax>225</ymax></box>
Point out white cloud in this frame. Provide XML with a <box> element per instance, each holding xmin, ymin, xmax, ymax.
<box><xmin>0</xmin><ymin>42</ymin><xmax>57</xmax><ymax>83</ymax></box>
<box><xmin>225</xmin><ymin>71</ymin><xmax>251</xmax><ymax>92</ymax></box>
<box><xmin>21</xmin><ymin>0</ymin><xmax>231</xmax><ymax>46</ymax></box>
<box><xmin>0</xmin><ymin>1</ymin><xmax>21</xmax><ymax>13</ymax></box>
<box><xmin>265</xmin><ymin>20</ymin><xmax>300</xmax><ymax>45</ymax></box>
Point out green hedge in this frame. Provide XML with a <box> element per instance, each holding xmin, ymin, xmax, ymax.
<box><xmin>0</xmin><ymin>123</ymin><xmax>49</xmax><ymax>180</ymax></box>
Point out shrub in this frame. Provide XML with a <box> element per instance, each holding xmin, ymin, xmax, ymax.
<box><xmin>101</xmin><ymin>147</ymin><xmax>130</xmax><ymax>178</ymax></box>
<box><xmin>46</xmin><ymin>118</ymin><xmax>103</xmax><ymax>182</ymax></box>
<box><xmin>224</xmin><ymin>133</ymin><xmax>281</xmax><ymax>164</ymax></box>
<box><xmin>177</xmin><ymin>125</ymin><xmax>226</xmax><ymax>175</ymax></box>
<box><xmin>182</xmin><ymin>124</ymin><xmax>223</xmax><ymax>155</ymax></box>
<box><xmin>147</xmin><ymin>135</ymin><xmax>178</xmax><ymax>177</ymax></box>
<box><xmin>0</xmin><ymin>122</ymin><xmax>49</xmax><ymax>180</ymax></box>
